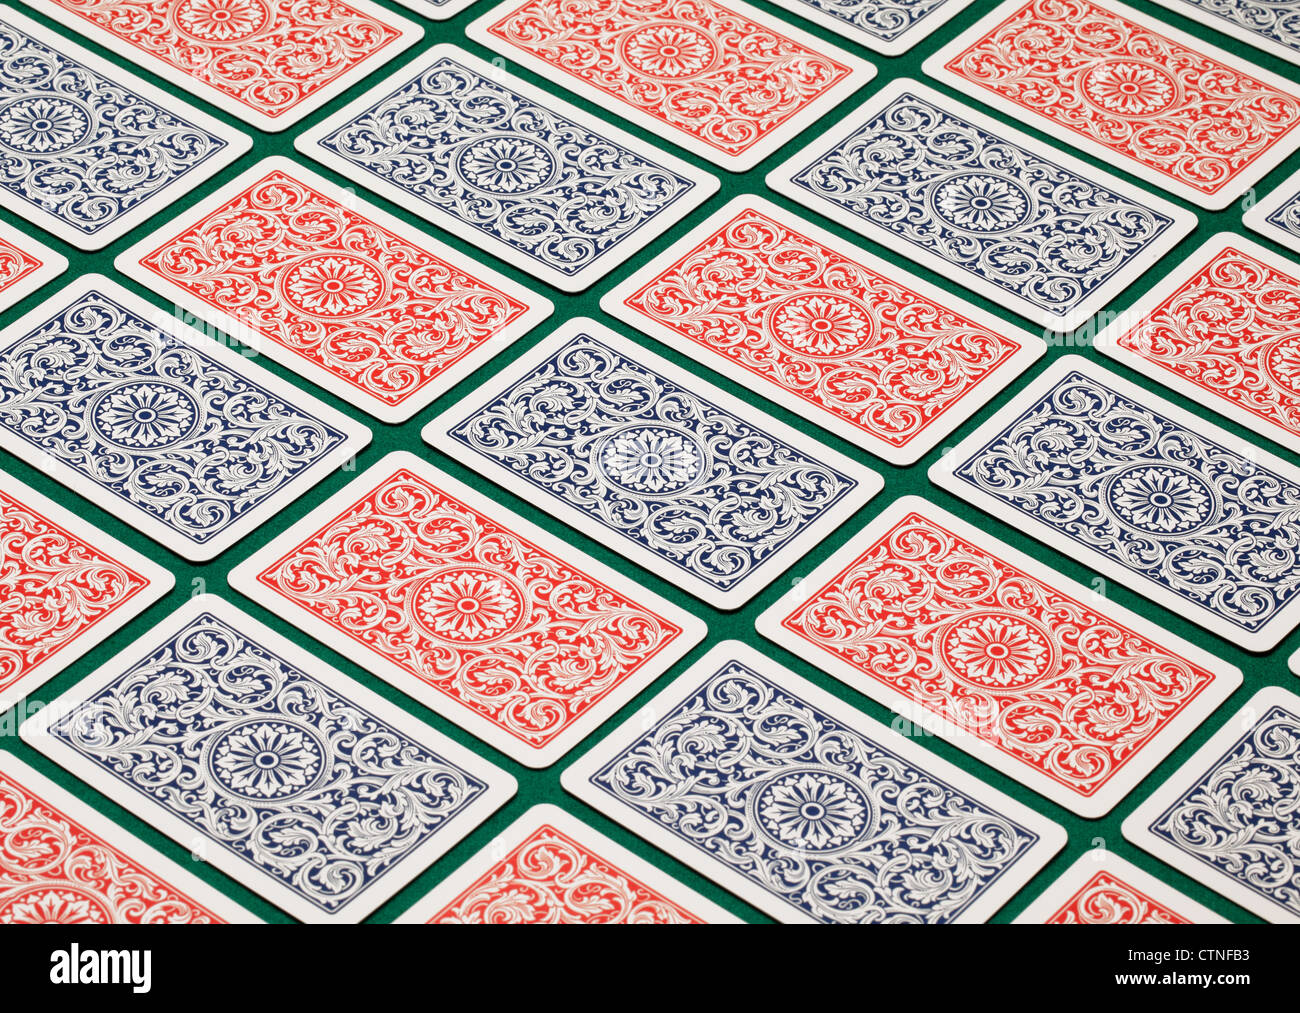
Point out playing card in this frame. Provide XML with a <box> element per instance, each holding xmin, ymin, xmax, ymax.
<box><xmin>26</xmin><ymin>0</ymin><xmax>423</xmax><ymax>132</ymax></box>
<box><xmin>467</xmin><ymin>0</ymin><xmax>873</xmax><ymax>171</ymax></box>
<box><xmin>391</xmin><ymin>0</ymin><xmax>478</xmax><ymax>18</ymax></box>
<box><xmin>0</xmin><ymin>276</ymin><xmax>370</xmax><ymax>562</ymax></box>
<box><xmin>394</xmin><ymin>804</ymin><xmax>740</xmax><ymax>923</ymax></box>
<box><xmin>563</xmin><ymin>641</ymin><xmax>1066</xmax><ymax>923</ymax></box>
<box><xmin>116</xmin><ymin>157</ymin><xmax>553</xmax><ymax>424</ymax></box>
<box><xmin>0</xmin><ymin>5</ymin><xmax>249</xmax><ymax>251</ymax></box>
<box><xmin>0</xmin><ymin>470</ymin><xmax>172</xmax><ymax>705</ymax></box>
<box><xmin>425</xmin><ymin>319</ymin><xmax>882</xmax><ymax>609</ymax></box>
<box><xmin>296</xmin><ymin>44</ymin><xmax>718</xmax><ymax>293</ymax></box>
<box><xmin>930</xmin><ymin>355</ymin><xmax>1300</xmax><ymax>652</ymax></box>
<box><xmin>767</xmin><ymin>79</ymin><xmax>1194</xmax><ymax>332</ymax></box>
<box><xmin>1096</xmin><ymin>234</ymin><xmax>1300</xmax><ymax>456</ymax></box>
<box><xmin>764</xmin><ymin>0</ymin><xmax>973</xmax><ymax>56</ymax></box>
<box><xmin>0</xmin><ymin>750</ymin><xmax>256</xmax><ymax>923</ymax></box>
<box><xmin>756</xmin><ymin>496</ymin><xmax>1241</xmax><ymax>817</ymax></box>
<box><xmin>1122</xmin><ymin>686</ymin><xmax>1300</xmax><ymax>923</ymax></box>
<box><xmin>925</xmin><ymin>0</ymin><xmax>1300</xmax><ymax>211</ymax></box>
<box><xmin>1013</xmin><ymin>849</ymin><xmax>1227</xmax><ymax>923</ymax></box>
<box><xmin>228</xmin><ymin>452</ymin><xmax>707</xmax><ymax>768</ymax></box>
<box><xmin>20</xmin><ymin>596</ymin><xmax>517</xmax><ymax>923</ymax></box>
<box><xmin>0</xmin><ymin>218</ymin><xmax>65</xmax><ymax>315</ymax></box>
<box><xmin>602</xmin><ymin>196</ymin><xmax>1045</xmax><ymax>465</ymax></box>
<box><xmin>1150</xmin><ymin>0</ymin><xmax>1300</xmax><ymax>68</ymax></box>
<box><xmin>1243</xmin><ymin>166</ymin><xmax>1300</xmax><ymax>253</ymax></box>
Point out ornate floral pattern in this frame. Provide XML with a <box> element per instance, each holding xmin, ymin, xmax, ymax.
<box><xmin>0</xmin><ymin>233</ymin><xmax>44</xmax><ymax>300</ymax></box>
<box><xmin>620</xmin><ymin>206</ymin><xmax>1027</xmax><ymax>450</ymax></box>
<box><xmin>482</xmin><ymin>0</ymin><xmax>854</xmax><ymax>158</ymax></box>
<box><xmin>779</xmin><ymin>0</ymin><xmax>952</xmax><ymax>44</ymax></box>
<box><xmin>250</xmin><ymin>469</ymin><xmax>687</xmax><ymax>750</ymax></box>
<box><xmin>937</xmin><ymin>0</ymin><xmax>1300</xmax><ymax>199</ymax></box>
<box><xmin>426</xmin><ymin>825</ymin><xmax>705</xmax><ymax>923</ymax></box>
<box><xmin>599</xmin><ymin>427</ymin><xmax>703</xmax><ymax>493</ymax></box>
<box><xmin>1045</xmin><ymin>870</ymin><xmax>1190</xmax><ymax>924</ymax></box>
<box><xmin>45</xmin><ymin>610</ymin><xmax>491</xmax><ymax>915</ymax></box>
<box><xmin>587</xmin><ymin>659</ymin><xmax>1042</xmax><ymax>922</ymax></box>
<box><xmin>0</xmin><ymin>769</ymin><xmax>225</xmax><ymax>924</ymax></box>
<box><xmin>48</xmin><ymin>0</ymin><xmax>405</xmax><ymax>121</ymax></box>
<box><xmin>135</xmin><ymin>169</ymin><xmax>532</xmax><ymax>411</ymax></box>
<box><xmin>777</xmin><ymin>511</ymin><xmax>1220</xmax><ymax>798</ymax></box>
<box><xmin>0</xmin><ymin>487</ymin><xmax>152</xmax><ymax>696</ymax></box>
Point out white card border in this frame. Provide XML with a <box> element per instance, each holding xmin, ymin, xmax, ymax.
<box><xmin>930</xmin><ymin>354</ymin><xmax>1300</xmax><ymax>652</ymax></box>
<box><xmin>394</xmin><ymin>803</ymin><xmax>741</xmax><ymax>922</ymax></box>
<box><xmin>0</xmin><ymin>275</ymin><xmax>371</xmax><ymax>562</ymax></box>
<box><xmin>0</xmin><ymin>217</ymin><xmax>66</xmax><ymax>315</ymax></box>
<box><xmin>764</xmin><ymin>0</ymin><xmax>975</xmax><ymax>57</ymax></box>
<box><xmin>601</xmin><ymin>193</ymin><xmax>1046</xmax><ymax>465</ymax></box>
<box><xmin>115</xmin><ymin>156</ymin><xmax>554</xmax><ymax>424</ymax></box>
<box><xmin>424</xmin><ymin>316</ymin><xmax>883</xmax><ymax>609</ymax></box>
<box><xmin>23</xmin><ymin>0</ymin><xmax>424</xmax><ymax>132</ymax></box>
<box><xmin>562</xmin><ymin>639</ymin><xmax>1066</xmax><ymax>923</ymax></box>
<box><xmin>466</xmin><ymin>0</ymin><xmax>875</xmax><ymax>172</ymax></box>
<box><xmin>0</xmin><ymin>6</ymin><xmax>251</xmax><ymax>251</ymax></box>
<box><xmin>1243</xmin><ymin>165</ymin><xmax>1300</xmax><ymax>253</ymax></box>
<box><xmin>0</xmin><ymin>469</ymin><xmax>174</xmax><ymax>704</ymax></box>
<box><xmin>1012</xmin><ymin>848</ymin><xmax>1228</xmax><ymax>923</ymax></box>
<box><xmin>295</xmin><ymin>44</ymin><xmax>719</xmax><ymax>293</ymax></box>
<box><xmin>1122</xmin><ymin>685</ymin><xmax>1300</xmax><ymax>923</ymax></box>
<box><xmin>0</xmin><ymin>749</ymin><xmax>260</xmax><ymax>923</ymax></box>
<box><xmin>229</xmin><ymin>451</ymin><xmax>707</xmax><ymax>768</ymax></box>
<box><xmin>922</xmin><ymin>0</ymin><xmax>1300</xmax><ymax>210</ymax></box>
<box><xmin>756</xmin><ymin>494</ymin><xmax>1242</xmax><ymax>817</ymax></box>
<box><xmin>766</xmin><ymin>78</ymin><xmax>1195</xmax><ymax>331</ymax></box>
<box><xmin>19</xmin><ymin>595</ymin><xmax>518</xmax><ymax>924</ymax></box>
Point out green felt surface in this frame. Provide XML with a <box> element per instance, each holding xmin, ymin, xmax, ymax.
<box><xmin>2</xmin><ymin>0</ymin><xmax>1296</xmax><ymax>924</ymax></box>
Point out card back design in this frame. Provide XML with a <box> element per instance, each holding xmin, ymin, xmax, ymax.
<box><xmin>1244</xmin><ymin>168</ymin><xmax>1300</xmax><ymax>252</ymax></box>
<box><xmin>31</xmin><ymin>0</ymin><xmax>420</xmax><ymax>130</ymax></box>
<box><xmin>1097</xmin><ymin>235</ymin><xmax>1300</xmax><ymax>454</ymax></box>
<box><xmin>564</xmin><ymin>642</ymin><xmax>1065</xmax><ymax>922</ymax></box>
<box><xmin>428</xmin><ymin>320</ymin><xmax>880</xmax><ymax>608</ymax></box>
<box><xmin>931</xmin><ymin>357</ymin><xmax>1300</xmax><ymax>651</ymax></box>
<box><xmin>0</xmin><ymin>752</ymin><xmax>243</xmax><ymax>923</ymax></box>
<box><xmin>120</xmin><ymin>159</ymin><xmax>550</xmax><ymax>423</ymax></box>
<box><xmin>765</xmin><ymin>0</ymin><xmax>972</xmax><ymax>55</ymax></box>
<box><xmin>229</xmin><ymin>453</ymin><xmax>704</xmax><ymax>767</ymax></box>
<box><xmin>1151</xmin><ymin>0</ymin><xmax>1300</xmax><ymax>68</ymax></box>
<box><xmin>0</xmin><ymin>278</ymin><xmax>368</xmax><ymax>561</ymax></box>
<box><xmin>298</xmin><ymin>45</ymin><xmax>716</xmax><ymax>291</ymax></box>
<box><xmin>469</xmin><ymin>0</ymin><xmax>870</xmax><ymax>170</ymax></box>
<box><xmin>768</xmin><ymin>80</ymin><xmax>1190</xmax><ymax>331</ymax></box>
<box><xmin>926</xmin><ymin>0</ymin><xmax>1300</xmax><ymax>208</ymax></box>
<box><xmin>0</xmin><ymin>6</ymin><xmax>247</xmax><ymax>249</ymax></box>
<box><xmin>1046</xmin><ymin>870</ymin><xmax>1186</xmax><ymax>924</ymax></box>
<box><xmin>0</xmin><ymin>219</ymin><xmax>65</xmax><ymax>315</ymax></box>
<box><xmin>22</xmin><ymin>597</ymin><xmax>515</xmax><ymax>922</ymax></box>
<box><xmin>604</xmin><ymin>198</ymin><xmax>1043</xmax><ymax>464</ymax></box>
<box><xmin>758</xmin><ymin>498</ymin><xmax>1239</xmax><ymax>816</ymax></box>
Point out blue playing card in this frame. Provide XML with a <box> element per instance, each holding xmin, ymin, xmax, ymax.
<box><xmin>0</xmin><ymin>6</ymin><xmax>247</xmax><ymax>250</ymax></box>
<box><xmin>563</xmin><ymin>642</ymin><xmax>1064</xmax><ymax>923</ymax></box>
<box><xmin>767</xmin><ymin>79</ymin><xmax>1192</xmax><ymax>331</ymax></box>
<box><xmin>1124</xmin><ymin>686</ymin><xmax>1300</xmax><ymax>923</ymax></box>
<box><xmin>296</xmin><ymin>44</ymin><xmax>716</xmax><ymax>292</ymax></box>
<box><xmin>931</xmin><ymin>356</ymin><xmax>1300</xmax><ymax>651</ymax></box>
<box><xmin>0</xmin><ymin>277</ymin><xmax>369</xmax><ymax>561</ymax></box>
<box><xmin>766</xmin><ymin>0</ymin><xmax>972</xmax><ymax>54</ymax></box>
<box><xmin>1155</xmin><ymin>0</ymin><xmax>1300</xmax><ymax>64</ymax></box>
<box><xmin>425</xmin><ymin>319</ymin><xmax>881</xmax><ymax>609</ymax></box>
<box><xmin>20</xmin><ymin>597</ymin><xmax>516</xmax><ymax>923</ymax></box>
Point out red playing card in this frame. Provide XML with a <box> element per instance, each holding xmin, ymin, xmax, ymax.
<box><xmin>1045</xmin><ymin>870</ymin><xmax>1191</xmax><ymax>924</ymax></box>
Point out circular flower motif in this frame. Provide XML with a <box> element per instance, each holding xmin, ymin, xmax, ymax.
<box><xmin>1107</xmin><ymin>466</ymin><xmax>1213</xmax><ymax>535</ymax></box>
<box><xmin>0</xmin><ymin>887</ymin><xmax>110</xmax><ymax>924</ymax></box>
<box><xmin>211</xmin><ymin>721</ymin><xmax>325</xmax><ymax>801</ymax></box>
<box><xmin>753</xmin><ymin>768</ymin><xmax>871</xmax><ymax>853</ymax></box>
<box><xmin>620</xmin><ymin>23</ymin><xmax>718</xmax><ymax>79</ymax></box>
<box><xmin>91</xmin><ymin>383</ymin><xmax>199</xmax><ymax>450</ymax></box>
<box><xmin>767</xmin><ymin>292</ymin><xmax>873</xmax><ymax>358</ymax></box>
<box><xmin>173</xmin><ymin>0</ymin><xmax>269</xmax><ymax>42</ymax></box>
<box><xmin>939</xmin><ymin>613</ymin><xmax>1055</xmax><ymax>691</ymax></box>
<box><xmin>281</xmin><ymin>254</ymin><xmax>385</xmax><ymax>317</ymax></box>
<box><xmin>1081</xmin><ymin>61</ymin><xmax>1178</xmax><ymax>116</ymax></box>
<box><xmin>0</xmin><ymin>97</ymin><xmax>91</xmax><ymax>154</ymax></box>
<box><xmin>1264</xmin><ymin>334</ymin><xmax>1300</xmax><ymax>396</ymax></box>
<box><xmin>456</xmin><ymin>135</ymin><xmax>556</xmax><ymax>195</ymax></box>
<box><xmin>599</xmin><ymin>426</ymin><xmax>704</xmax><ymax>494</ymax></box>
<box><xmin>931</xmin><ymin>174</ymin><xmax>1032</xmax><ymax>234</ymax></box>
<box><xmin>414</xmin><ymin>568</ymin><xmax>527</xmax><ymax>643</ymax></box>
